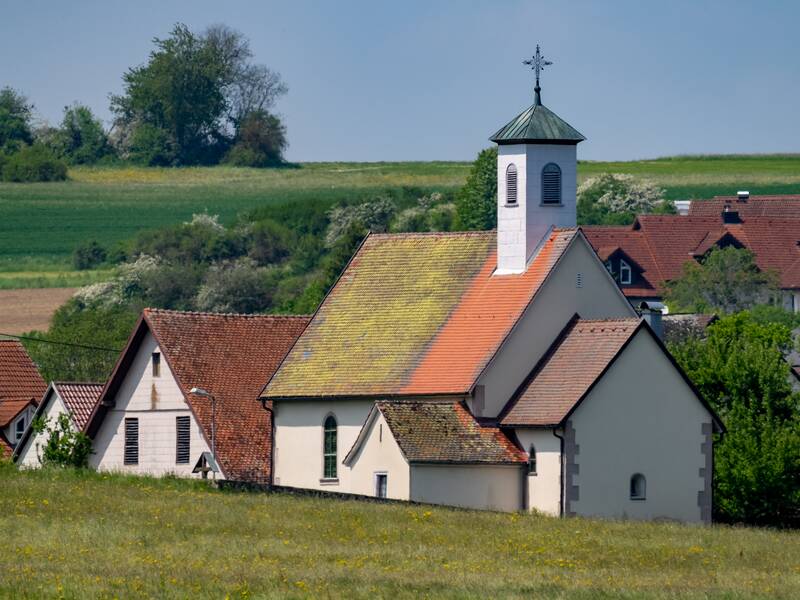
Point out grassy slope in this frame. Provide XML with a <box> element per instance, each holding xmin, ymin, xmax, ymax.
<box><xmin>0</xmin><ymin>155</ymin><xmax>798</xmax><ymax>287</ymax></box>
<box><xmin>1</xmin><ymin>465</ymin><xmax>798</xmax><ymax>599</ymax></box>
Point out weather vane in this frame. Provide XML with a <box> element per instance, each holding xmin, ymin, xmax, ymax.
<box><xmin>523</xmin><ymin>44</ymin><xmax>552</xmax><ymax>105</ymax></box>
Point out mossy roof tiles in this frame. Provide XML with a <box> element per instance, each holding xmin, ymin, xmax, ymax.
<box><xmin>264</xmin><ymin>229</ymin><xmax>578</xmax><ymax>398</ymax></box>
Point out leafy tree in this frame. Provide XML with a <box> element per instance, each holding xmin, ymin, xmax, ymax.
<box><xmin>325</xmin><ymin>197</ymin><xmax>396</xmax><ymax>246</ymax></box>
<box><xmin>577</xmin><ymin>173</ymin><xmax>672</xmax><ymax>225</ymax></box>
<box><xmin>455</xmin><ymin>147</ymin><xmax>497</xmax><ymax>230</ymax></box>
<box><xmin>1</xmin><ymin>143</ymin><xmax>67</xmax><ymax>182</ymax></box>
<box><xmin>23</xmin><ymin>300</ymin><xmax>138</xmax><ymax>382</ymax></box>
<box><xmin>391</xmin><ymin>193</ymin><xmax>456</xmax><ymax>233</ymax></box>
<box><xmin>224</xmin><ymin>109</ymin><xmax>287</xmax><ymax>167</ymax></box>
<box><xmin>670</xmin><ymin>312</ymin><xmax>800</xmax><ymax>526</ymax></box>
<box><xmin>664</xmin><ymin>246</ymin><xmax>780</xmax><ymax>314</ymax></box>
<box><xmin>111</xmin><ymin>23</ymin><xmax>287</xmax><ymax>165</ymax></box>
<box><xmin>55</xmin><ymin>104</ymin><xmax>112</xmax><ymax>164</ymax></box>
<box><xmin>72</xmin><ymin>240</ymin><xmax>108</xmax><ymax>270</ymax></box>
<box><xmin>31</xmin><ymin>413</ymin><xmax>93</xmax><ymax>468</ymax></box>
<box><xmin>0</xmin><ymin>86</ymin><xmax>33</xmax><ymax>153</ymax></box>
<box><xmin>195</xmin><ymin>258</ymin><xmax>273</xmax><ymax>313</ymax></box>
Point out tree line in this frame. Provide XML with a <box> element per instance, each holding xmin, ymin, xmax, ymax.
<box><xmin>0</xmin><ymin>23</ymin><xmax>288</xmax><ymax>181</ymax></box>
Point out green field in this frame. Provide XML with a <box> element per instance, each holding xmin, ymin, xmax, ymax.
<box><xmin>0</xmin><ymin>155</ymin><xmax>799</xmax><ymax>288</ymax></box>
<box><xmin>0</xmin><ymin>464</ymin><xmax>798</xmax><ymax>598</ymax></box>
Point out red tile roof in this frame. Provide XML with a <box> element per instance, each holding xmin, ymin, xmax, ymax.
<box><xmin>0</xmin><ymin>398</ymin><xmax>35</xmax><ymax>428</ymax></box>
<box><xmin>87</xmin><ymin>310</ymin><xmax>309</xmax><ymax>483</ymax></box>
<box><xmin>264</xmin><ymin>229</ymin><xmax>580</xmax><ymax>398</ymax></box>
<box><xmin>584</xmin><ymin>215</ymin><xmax>800</xmax><ymax>296</ymax></box>
<box><xmin>0</xmin><ymin>340</ymin><xmax>46</xmax><ymax>402</ymax></box>
<box><xmin>54</xmin><ymin>383</ymin><xmax>104</xmax><ymax>430</ymax></box>
<box><xmin>501</xmin><ymin>318</ymin><xmax>641</xmax><ymax>426</ymax></box>
<box><xmin>376</xmin><ymin>401</ymin><xmax>526</xmax><ymax>464</ymax></box>
<box><xmin>689</xmin><ymin>195</ymin><xmax>800</xmax><ymax>219</ymax></box>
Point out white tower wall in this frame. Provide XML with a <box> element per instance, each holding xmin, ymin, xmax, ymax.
<box><xmin>497</xmin><ymin>144</ymin><xmax>577</xmax><ymax>274</ymax></box>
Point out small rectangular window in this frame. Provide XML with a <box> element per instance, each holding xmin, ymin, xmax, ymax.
<box><xmin>152</xmin><ymin>352</ymin><xmax>161</xmax><ymax>377</ymax></box>
<box><xmin>619</xmin><ymin>259</ymin><xmax>632</xmax><ymax>285</ymax></box>
<box><xmin>375</xmin><ymin>473</ymin><xmax>388</xmax><ymax>498</ymax></box>
<box><xmin>15</xmin><ymin>416</ymin><xmax>26</xmax><ymax>442</ymax></box>
<box><xmin>124</xmin><ymin>418</ymin><xmax>139</xmax><ymax>465</ymax></box>
<box><xmin>176</xmin><ymin>416</ymin><xmax>190</xmax><ymax>464</ymax></box>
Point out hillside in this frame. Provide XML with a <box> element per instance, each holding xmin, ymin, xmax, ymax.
<box><xmin>1</xmin><ymin>155</ymin><xmax>799</xmax><ymax>288</ymax></box>
<box><xmin>0</xmin><ymin>464</ymin><xmax>798</xmax><ymax>598</ymax></box>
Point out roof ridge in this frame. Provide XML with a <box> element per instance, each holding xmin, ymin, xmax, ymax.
<box><xmin>368</xmin><ymin>230</ymin><xmax>495</xmax><ymax>239</ymax></box>
<box><xmin>144</xmin><ymin>308</ymin><xmax>310</xmax><ymax>319</ymax></box>
<box><xmin>54</xmin><ymin>381</ymin><xmax>105</xmax><ymax>386</ymax></box>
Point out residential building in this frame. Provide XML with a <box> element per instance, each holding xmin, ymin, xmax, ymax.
<box><xmin>0</xmin><ymin>340</ymin><xmax>46</xmax><ymax>456</ymax></box>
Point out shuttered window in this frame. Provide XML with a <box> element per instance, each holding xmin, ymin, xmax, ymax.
<box><xmin>506</xmin><ymin>164</ymin><xmax>518</xmax><ymax>205</ymax></box>
<box><xmin>542</xmin><ymin>163</ymin><xmax>562</xmax><ymax>204</ymax></box>
<box><xmin>323</xmin><ymin>415</ymin><xmax>337</xmax><ymax>479</ymax></box>
<box><xmin>176</xmin><ymin>416</ymin><xmax>190</xmax><ymax>464</ymax></box>
<box><xmin>124</xmin><ymin>418</ymin><xmax>139</xmax><ymax>465</ymax></box>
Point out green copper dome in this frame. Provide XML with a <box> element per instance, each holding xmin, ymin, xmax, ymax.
<box><xmin>490</xmin><ymin>101</ymin><xmax>585</xmax><ymax>145</ymax></box>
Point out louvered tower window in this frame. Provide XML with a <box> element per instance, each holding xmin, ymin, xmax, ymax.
<box><xmin>176</xmin><ymin>416</ymin><xmax>190</xmax><ymax>464</ymax></box>
<box><xmin>541</xmin><ymin>163</ymin><xmax>562</xmax><ymax>204</ymax></box>
<box><xmin>124</xmin><ymin>418</ymin><xmax>139</xmax><ymax>465</ymax></box>
<box><xmin>506</xmin><ymin>164</ymin><xmax>518</xmax><ymax>205</ymax></box>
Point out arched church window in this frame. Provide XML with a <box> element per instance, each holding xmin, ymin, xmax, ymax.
<box><xmin>323</xmin><ymin>415</ymin><xmax>338</xmax><ymax>479</ymax></box>
<box><xmin>542</xmin><ymin>163</ymin><xmax>562</xmax><ymax>204</ymax></box>
<box><xmin>506</xmin><ymin>164</ymin><xmax>518</xmax><ymax>205</ymax></box>
<box><xmin>630</xmin><ymin>473</ymin><xmax>646</xmax><ymax>500</ymax></box>
<box><xmin>528</xmin><ymin>444</ymin><xmax>537</xmax><ymax>475</ymax></box>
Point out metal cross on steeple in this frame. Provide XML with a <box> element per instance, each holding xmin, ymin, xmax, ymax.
<box><xmin>523</xmin><ymin>44</ymin><xmax>552</xmax><ymax>106</ymax></box>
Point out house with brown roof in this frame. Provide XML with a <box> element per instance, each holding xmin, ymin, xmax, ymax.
<box><xmin>584</xmin><ymin>193</ymin><xmax>800</xmax><ymax>311</ymax></box>
<box><xmin>81</xmin><ymin>309</ymin><xmax>308</xmax><ymax>483</ymax></box>
<box><xmin>14</xmin><ymin>382</ymin><xmax>104</xmax><ymax>466</ymax></box>
<box><xmin>0</xmin><ymin>340</ymin><xmax>47</xmax><ymax>456</ymax></box>
<box><xmin>262</xmin><ymin>83</ymin><xmax>723</xmax><ymax>521</ymax></box>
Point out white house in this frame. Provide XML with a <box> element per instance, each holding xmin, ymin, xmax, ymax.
<box><xmin>262</xmin><ymin>77</ymin><xmax>724</xmax><ymax>521</ymax></box>
<box><xmin>15</xmin><ymin>382</ymin><xmax>104</xmax><ymax>467</ymax></box>
<box><xmin>0</xmin><ymin>340</ymin><xmax>47</xmax><ymax>457</ymax></box>
<box><xmin>82</xmin><ymin>309</ymin><xmax>309</xmax><ymax>482</ymax></box>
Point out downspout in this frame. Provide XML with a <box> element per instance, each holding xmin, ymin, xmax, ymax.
<box><xmin>260</xmin><ymin>397</ymin><xmax>275</xmax><ymax>487</ymax></box>
<box><xmin>552</xmin><ymin>428</ymin><xmax>565</xmax><ymax>517</ymax></box>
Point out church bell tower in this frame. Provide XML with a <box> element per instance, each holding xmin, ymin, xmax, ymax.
<box><xmin>490</xmin><ymin>46</ymin><xmax>585</xmax><ymax>275</ymax></box>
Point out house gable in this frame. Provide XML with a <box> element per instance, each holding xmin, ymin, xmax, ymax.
<box><xmin>15</xmin><ymin>385</ymin><xmax>65</xmax><ymax>466</ymax></box>
<box><xmin>474</xmin><ymin>233</ymin><xmax>636</xmax><ymax>419</ymax></box>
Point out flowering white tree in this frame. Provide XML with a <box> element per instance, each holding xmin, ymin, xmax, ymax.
<box><xmin>578</xmin><ymin>173</ymin><xmax>667</xmax><ymax>216</ymax></box>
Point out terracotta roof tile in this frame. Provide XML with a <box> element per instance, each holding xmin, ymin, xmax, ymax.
<box><xmin>377</xmin><ymin>401</ymin><xmax>526</xmax><ymax>464</ymax></box>
<box><xmin>584</xmin><ymin>215</ymin><xmax>800</xmax><ymax>295</ymax></box>
<box><xmin>0</xmin><ymin>397</ymin><xmax>35</xmax><ymax>428</ymax></box>
<box><xmin>54</xmin><ymin>383</ymin><xmax>104</xmax><ymax>430</ymax></box>
<box><xmin>144</xmin><ymin>310</ymin><xmax>309</xmax><ymax>482</ymax></box>
<box><xmin>501</xmin><ymin>318</ymin><xmax>641</xmax><ymax>426</ymax></box>
<box><xmin>689</xmin><ymin>195</ymin><xmax>800</xmax><ymax>218</ymax></box>
<box><xmin>265</xmin><ymin>229</ymin><xmax>578</xmax><ymax>398</ymax></box>
<box><xmin>0</xmin><ymin>340</ymin><xmax>46</xmax><ymax>402</ymax></box>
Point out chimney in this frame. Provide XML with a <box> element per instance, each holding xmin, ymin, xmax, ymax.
<box><xmin>737</xmin><ymin>190</ymin><xmax>750</xmax><ymax>202</ymax></box>
<box><xmin>638</xmin><ymin>301</ymin><xmax>664</xmax><ymax>340</ymax></box>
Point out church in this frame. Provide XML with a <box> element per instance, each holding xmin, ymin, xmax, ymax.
<box><xmin>262</xmin><ymin>51</ymin><xmax>723</xmax><ymax>521</ymax></box>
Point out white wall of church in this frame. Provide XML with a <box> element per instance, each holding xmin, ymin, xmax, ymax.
<box><xmin>409</xmin><ymin>464</ymin><xmax>523</xmax><ymax>512</ymax></box>
<box><xmin>90</xmin><ymin>331</ymin><xmax>211</xmax><ymax>477</ymax></box>
<box><xmin>16</xmin><ymin>392</ymin><xmax>66</xmax><ymax>467</ymax></box>
<box><xmin>473</xmin><ymin>237</ymin><xmax>636</xmax><ymax>419</ymax></box>
<box><xmin>570</xmin><ymin>329</ymin><xmax>711</xmax><ymax>522</ymax></box>
<box><xmin>346</xmin><ymin>411</ymin><xmax>410</xmax><ymax>500</ymax></box>
<box><xmin>515</xmin><ymin>429</ymin><xmax>561</xmax><ymax>516</ymax></box>
<box><xmin>272</xmin><ymin>398</ymin><xmax>374</xmax><ymax>490</ymax></box>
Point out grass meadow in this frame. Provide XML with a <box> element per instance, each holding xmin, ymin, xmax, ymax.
<box><xmin>0</xmin><ymin>155</ymin><xmax>799</xmax><ymax>288</ymax></box>
<box><xmin>1</xmin><ymin>464</ymin><xmax>799</xmax><ymax>599</ymax></box>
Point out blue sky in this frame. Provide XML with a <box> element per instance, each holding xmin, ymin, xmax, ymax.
<box><xmin>2</xmin><ymin>1</ymin><xmax>799</xmax><ymax>162</ymax></box>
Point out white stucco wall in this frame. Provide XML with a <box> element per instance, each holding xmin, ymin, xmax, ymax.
<box><xmin>515</xmin><ymin>429</ymin><xmax>561</xmax><ymax>516</ymax></box>
<box><xmin>409</xmin><ymin>464</ymin><xmax>523</xmax><ymax>512</ymax></box>
<box><xmin>474</xmin><ymin>237</ymin><xmax>636</xmax><ymax>418</ymax></box>
<box><xmin>90</xmin><ymin>331</ymin><xmax>211</xmax><ymax>477</ymax></box>
<box><xmin>16</xmin><ymin>392</ymin><xmax>67</xmax><ymax>467</ymax></box>
<box><xmin>346</xmin><ymin>411</ymin><xmax>410</xmax><ymax>500</ymax></box>
<box><xmin>272</xmin><ymin>398</ymin><xmax>374</xmax><ymax>490</ymax></box>
<box><xmin>569</xmin><ymin>329</ymin><xmax>711</xmax><ymax>522</ymax></box>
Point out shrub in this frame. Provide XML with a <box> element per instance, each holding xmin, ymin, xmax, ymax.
<box><xmin>577</xmin><ymin>173</ymin><xmax>672</xmax><ymax>225</ymax></box>
<box><xmin>195</xmin><ymin>258</ymin><xmax>273</xmax><ymax>313</ymax></box>
<box><xmin>1</xmin><ymin>143</ymin><xmax>67</xmax><ymax>182</ymax></box>
<box><xmin>72</xmin><ymin>240</ymin><xmax>108</xmax><ymax>270</ymax></box>
<box><xmin>32</xmin><ymin>413</ymin><xmax>93</xmax><ymax>468</ymax></box>
<box><xmin>326</xmin><ymin>197</ymin><xmax>396</xmax><ymax>246</ymax></box>
<box><xmin>225</xmin><ymin>110</ymin><xmax>287</xmax><ymax>167</ymax></box>
<box><xmin>128</xmin><ymin>123</ymin><xmax>177</xmax><ymax>166</ymax></box>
